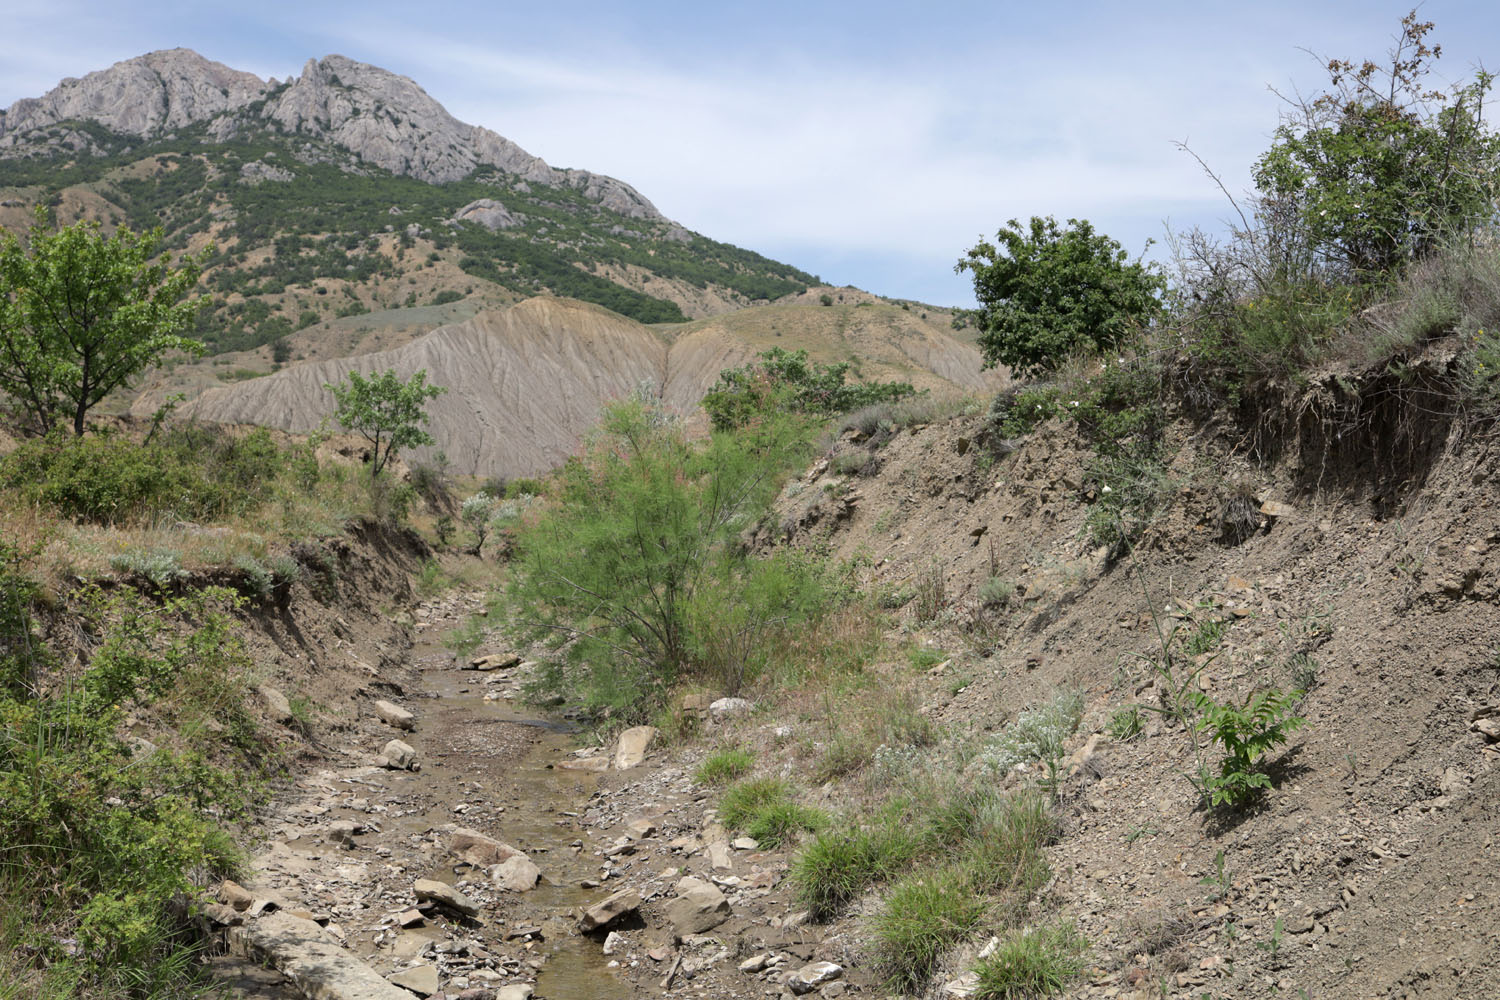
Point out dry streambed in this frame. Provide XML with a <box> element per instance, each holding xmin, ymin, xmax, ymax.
<box><xmin>211</xmin><ymin>597</ymin><xmax>850</xmax><ymax>1000</ymax></box>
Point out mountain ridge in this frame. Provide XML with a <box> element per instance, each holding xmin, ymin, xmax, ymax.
<box><xmin>0</xmin><ymin>47</ymin><xmax>659</xmax><ymax>217</ymax></box>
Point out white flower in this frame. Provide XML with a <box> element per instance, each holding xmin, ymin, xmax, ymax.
<box><xmin>1070</xmin><ymin>400</ymin><xmax>1080</xmax><ymax>407</ymax></box>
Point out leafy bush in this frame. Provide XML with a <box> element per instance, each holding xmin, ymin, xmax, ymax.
<box><xmin>508</xmin><ymin>397</ymin><xmax>821</xmax><ymax>719</ymax></box>
<box><xmin>1253</xmin><ymin>13</ymin><xmax>1500</xmax><ymax>278</ymax></box>
<box><xmin>956</xmin><ymin>216</ymin><xmax>1164</xmax><ymax>377</ymax></box>
<box><xmin>701</xmin><ymin>347</ymin><xmax>918</xmax><ymax>432</ymax></box>
<box><xmin>0</xmin><ymin>426</ymin><xmax>287</xmax><ymax>525</ymax></box>
<box><xmin>0</xmin><ymin>550</ymin><xmax>257</xmax><ymax>994</ymax></box>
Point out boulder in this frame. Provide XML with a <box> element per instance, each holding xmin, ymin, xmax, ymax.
<box><xmin>578</xmin><ymin>888</ymin><xmax>639</xmax><ymax>932</ymax></box>
<box><xmin>470</xmin><ymin>652</ymin><xmax>521</xmax><ymax>671</ymax></box>
<box><xmin>384</xmin><ymin>739</ymin><xmax>419</xmax><ymax>770</ymax></box>
<box><xmin>614</xmin><ymin>726</ymin><xmax>657</xmax><ymax>770</ymax></box>
<box><xmin>256</xmin><ymin>685</ymin><xmax>293</xmax><ymax>724</ymax></box>
<box><xmin>666</xmin><ymin>877</ymin><xmax>730</xmax><ymax>936</ymax></box>
<box><xmin>488</xmin><ymin>855</ymin><xmax>540</xmax><ymax>892</ymax></box>
<box><xmin>709</xmin><ymin>697</ymin><xmax>753</xmax><ymax>719</ymax></box>
<box><xmin>450</xmin><ymin>828</ymin><xmax>525</xmax><ymax>867</ymax></box>
<box><xmin>788</xmin><ymin>961</ymin><xmax>844</xmax><ymax>994</ymax></box>
<box><xmin>374</xmin><ymin>699</ymin><xmax>415</xmax><ymax>730</ymax></box>
<box><xmin>413</xmin><ymin>879</ymin><xmax>480</xmax><ymax>919</ymax></box>
<box><xmin>388</xmin><ymin>963</ymin><xmax>440</xmax><ymax>995</ymax></box>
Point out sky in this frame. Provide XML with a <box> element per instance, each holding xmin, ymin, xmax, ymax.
<box><xmin>3</xmin><ymin>1</ymin><xmax>1498</xmax><ymax>307</ymax></box>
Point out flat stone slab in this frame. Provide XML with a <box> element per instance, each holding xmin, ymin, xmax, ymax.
<box><xmin>230</xmin><ymin>911</ymin><xmax>412</xmax><ymax>1000</ymax></box>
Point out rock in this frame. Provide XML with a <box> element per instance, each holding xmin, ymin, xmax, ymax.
<box><xmin>470</xmin><ymin>652</ymin><xmax>521</xmax><ymax>671</ymax></box>
<box><xmin>1259</xmin><ymin>500</ymin><xmax>1295</xmax><ymax>519</ymax></box>
<box><xmin>625</xmin><ymin>817</ymin><xmax>658</xmax><ymax>839</ymax></box>
<box><xmin>450</xmin><ymin>828</ymin><xmax>525</xmax><ymax>868</ymax></box>
<box><xmin>384</xmin><ymin>739</ymin><xmax>419</xmax><ymax>770</ymax></box>
<box><xmin>602</xmin><ymin>930</ymin><xmax>625</xmax><ymax>955</ymax></box>
<box><xmin>739</xmin><ymin>953</ymin><xmax>771</xmax><ymax>973</ymax></box>
<box><xmin>413</xmin><ymin>879</ymin><xmax>480</xmax><ymax>919</ymax></box>
<box><xmin>666</xmin><ymin>877</ymin><xmax>730</xmax><ymax>936</ymax></box>
<box><xmin>228</xmin><ymin>911</ymin><xmax>412</xmax><ymax>1000</ymax></box>
<box><xmin>1473</xmin><ymin>717</ymin><xmax>1500</xmax><ymax>742</ymax></box>
<box><xmin>256</xmin><ymin>685</ymin><xmax>294</xmax><ymax>724</ymax></box>
<box><xmin>943</xmin><ymin>971</ymin><xmax>981</xmax><ymax>996</ymax></box>
<box><xmin>614</xmin><ymin>726</ymin><xmax>657</xmax><ymax>770</ymax></box>
<box><xmin>495</xmin><ymin>987</ymin><xmax>533</xmax><ymax>1000</ymax></box>
<box><xmin>388</xmin><ymin>963</ymin><xmax>440</xmax><ymax>995</ymax></box>
<box><xmin>453</xmin><ymin>199</ymin><xmax>522</xmax><ymax>232</ymax></box>
<box><xmin>488</xmin><ymin>855</ymin><xmax>540</xmax><ymax>892</ymax></box>
<box><xmin>327</xmin><ymin>819</ymin><xmax>359</xmax><ymax>847</ymax></box>
<box><xmin>788</xmin><ymin>961</ymin><xmax>843</xmax><ymax>994</ymax></box>
<box><xmin>221</xmin><ymin>879</ymin><xmax>256</xmax><ymax>911</ymax></box>
<box><xmin>558</xmin><ymin>755</ymin><xmax>610</xmax><ymax>772</ymax></box>
<box><xmin>578</xmin><ymin>889</ymin><xmax>639</xmax><ymax>932</ymax></box>
<box><xmin>731</xmin><ymin>836</ymin><xmax>759</xmax><ymax>851</ymax></box>
<box><xmin>398</xmin><ymin>908</ymin><xmax>425</xmax><ymax>928</ymax></box>
<box><xmin>202</xmin><ymin>902</ymin><xmax>243</xmax><ymax>926</ymax></box>
<box><xmin>375</xmin><ymin>700</ymin><xmax>415</xmax><ymax>731</ymax></box>
<box><xmin>707</xmin><ymin>840</ymin><xmax>734</xmax><ymax>871</ymax></box>
<box><xmin>708</xmin><ymin>697</ymin><xmax>753</xmax><ymax>719</ymax></box>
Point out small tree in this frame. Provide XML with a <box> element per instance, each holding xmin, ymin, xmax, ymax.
<box><xmin>0</xmin><ymin>214</ymin><xmax>205</xmax><ymax>435</ymax></box>
<box><xmin>956</xmin><ymin>217</ymin><xmax>1164</xmax><ymax>378</ymax></box>
<box><xmin>325</xmin><ymin>369</ymin><xmax>446</xmax><ymax>477</ymax></box>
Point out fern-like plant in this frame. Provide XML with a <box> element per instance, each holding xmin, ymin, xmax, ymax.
<box><xmin>1190</xmin><ymin>688</ymin><xmax>1305</xmax><ymax>807</ymax></box>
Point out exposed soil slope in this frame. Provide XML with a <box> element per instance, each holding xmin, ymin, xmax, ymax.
<box><xmin>746</xmin><ymin>362</ymin><xmax>1499</xmax><ymax>998</ymax></box>
<box><xmin>181</xmin><ymin>296</ymin><xmax>1003</xmax><ymax>477</ymax></box>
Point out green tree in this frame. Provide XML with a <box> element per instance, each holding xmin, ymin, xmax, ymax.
<box><xmin>325</xmin><ymin>368</ymin><xmax>447</xmax><ymax>477</ymax></box>
<box><xmin>701</xmin><ymin>347</ymin><xmax>917</xmax><ymax>432</ymax></box>
<box><xmin>1253</xmin><ymin>12</ymin><xmax>1500</xmax><ymax>278</ymax></box>
<box><xmin>956</xmin><ymin>217</ymin><xmax>1163</xmax><ymax>378</ymax></box>
<box><xmin>0</xmin><ymin>215</ymin><xmax>205</xmax><ymax>435</ymax></box>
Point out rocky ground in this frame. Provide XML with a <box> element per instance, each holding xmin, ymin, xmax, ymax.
<box><xmin>212</xmin><ymin>594</ymin><xmax>853</xmax><ymax>1000</ymax></box>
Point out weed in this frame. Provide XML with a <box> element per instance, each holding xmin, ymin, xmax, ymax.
<box><xmin>907</xmin><ymin>645</ymin><xmax>947</xmax><ymax>671</ymax></box>
<box><xmin>1125</xmin><ymin>824</ymin><xmax>1159</xmax><ymax>844</ymax></box>
<box><xmin>1286</xmin><ymin>652</ymin><xmax>1319</xmax><ymax>692</ymax></box>
<box><xmin>980</xmin><ymin>691</ymin><xmax>1084</xmax><ymax>797</ymax></box>
<box><xmin>694</xmin><ymin>748</ymin><xmax>753</xmax><ymax>785</ymax></box>
<box><xmin>1183</xmin><ymin>618</ymin><xmax>1227</xmax><ymax>656</ymax></box>
<box><xmin>1258</xmin><ymin>917</ymin><xmax>1288</xmax><ymax>966</ymax></box>
<box><xmin>1199</xmin><ymin>849</ymin><xmax>1231</xmax><ymax>903</ymax></box>
<box><xmin>872</xmin><ymin>867</ymin><xmax>988</xmax><ymax>991</ymax></box>
<box><xmin>719</xmin><ymin>778</ymin><xmax>825</xmax><ymax>848</ymax></box>
<box><xmin>1107</xmin><ymin>705</ymin><xmax>1144</xmax><ymax>741</ymax></box>
<box><xmin>971</xmin><ymin>922</ymin><xmax>1089</xmax><ymax>999</ymax></box>
<box><xmin>913</xmin><ymin>563</ymin><xmax>947</xmax><ymax>623</ymax></box>
<box><xmin>979</xmin><ymin>575</ymin><xmax>1016</xmax><ymax>607</ymax></box>
<box><xmin>1191</xmin><ymin>688</ymin><xmax>1305</xmax><ymax>808</ymax></box>
<box><xmin>109</xmin><ymin>548</ymin><xmax>185</xmax><ymax>589</ymax></box>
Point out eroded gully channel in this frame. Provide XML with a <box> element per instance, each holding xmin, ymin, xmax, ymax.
<box><xmin>215</xmin><ymin>598</ymin><xmax>636</xmax><ymax>1000</ymax></box>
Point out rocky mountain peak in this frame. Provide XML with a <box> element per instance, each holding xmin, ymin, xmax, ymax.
<box><xmin>0</xmin><ymin>49</ymin><xmax>662</xmax><ymax>220</ymax></box>
<box><xmin>0</xmin><ymin>48</ymin><xmax>267</xmax><ymax>142</ymax></box>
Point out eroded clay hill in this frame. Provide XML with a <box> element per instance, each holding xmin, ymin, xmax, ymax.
<box><xmin>180</xmin><ymin>296</ymin><xmax>1003</xmax><ymax>477</ymax></box>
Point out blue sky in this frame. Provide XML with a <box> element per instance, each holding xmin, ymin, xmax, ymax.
<box><xmin>4</xmin><ymin>1</ymin><xmax>1498</xmax><ymax>306</ymax></box>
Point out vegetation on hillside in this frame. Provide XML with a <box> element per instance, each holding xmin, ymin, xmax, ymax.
<box><xmin>0</xmin><ymin>121</ymin><xmax>817</xmax><ymax>345</ymax></box>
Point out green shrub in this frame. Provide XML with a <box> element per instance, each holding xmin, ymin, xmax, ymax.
<box><xmin>979</xmin><ymin>576</ymin><xmax>1015</xmax><ymax>607</ymax></box>
<box><xmin>981</xmin><ymin>691</ymin><xmax>1084</xmax><ymax>796</ymax></box>
<box><xmin>701</xmin><ymin>347</ymin><xmax>918</xmax><ymax>431</ymax></box>
<box><xmin>1190</xmin><ymin>687</ymin><xmax>1305</xmax><ymax>808</ymax></box>
<box><xmin>0</xmin><ymin>552</ymin><xmax>257</xmax><ymax>993</ymax></box>
<box><xmin>957</xmin><ymin>216</ymin><xmax>1164</xmax><ymax>378</ymax></box>
<box><xmin>507</xmin><ymin>397</ymin><xmax>823</xmax><ymax>720</ymax></box>
<box><xmin>694</xmin><ymin>748</ymin><xmax>753</xmax><ymax>785</ymax></box>
<box><xmin>1107</xmin><ymin>705</ymin><xmax>1144</xmax><ymax>741</ymax></box>
<box><xmin>972</xmin><ymin>922</ymin><xmax>1089</xmax><ymax>999</ymax></box>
